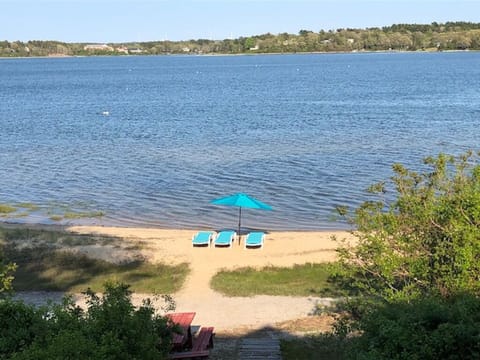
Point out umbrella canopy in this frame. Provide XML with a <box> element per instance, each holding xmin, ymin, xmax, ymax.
<box><xmin>210</xmin><ymin>193</ymin><xmax>272</xmax><ymax>241</ymax></box>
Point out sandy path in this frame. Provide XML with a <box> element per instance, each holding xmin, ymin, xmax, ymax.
<box><xmin>20</xmin><ymin>226</ymin><xmax>352</xmax><ymax>331</ymax></box>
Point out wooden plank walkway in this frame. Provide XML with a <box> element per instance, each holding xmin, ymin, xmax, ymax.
<box><xmin>238</xmin><ymin>336</ymin><xmax>282</xmax><ymax>360</ymax></box>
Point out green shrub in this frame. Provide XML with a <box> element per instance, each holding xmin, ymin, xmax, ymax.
<box><xmin>281</xmin><ymin>334</ymin><xmax>348</xmax><ymax>360</ymax></box>
<box><xmin>333</xmin><ymin>151</ymin><xmax>480</xmax><ymax>301</ymax></box>
<box><xmin>327</xmin><ymin>152</ymin><xmax>480</xmax><ymax>359</ymax></box>
<box><xmin>0</xmin><ymin>251</ymin><xmax>17</xmax><ymax>298</ymax></box>
<box><xmin>346</xmin><ymin>294</ymin><xmax>480</xmax><ymax>360</ymax></box>
<box><xmin>0</xmin><ymin>282</ymin><xmax>175</xmax><ymax>359</ymax></box>
<box><xmin>0</xmin><ymin>300</ymin><xmax>45</xmax><ymax>357</ymax></box>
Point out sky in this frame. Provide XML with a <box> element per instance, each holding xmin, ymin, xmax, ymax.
<box><xmin>1</xmin><ymin>0</ymin><xmax>480</xmax><ymax>43</ymax></box>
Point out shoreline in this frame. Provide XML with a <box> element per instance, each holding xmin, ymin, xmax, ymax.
<box><xmin>0</xmin><ymin>218</ymin><xmax>352</xmax><ymax>233</ymax></box>
<box><xmin>1</xmin><ymin>222</ymin><xmax>353</xmax><ymax>267</ymax></box>
<box><xmin>1</xmin><ymin>48</ymin><xmax>475</xmax><ymax>60</ymax></box>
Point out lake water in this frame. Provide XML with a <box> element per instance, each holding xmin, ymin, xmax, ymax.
<box><xmin>1</xmin><ymin>52</ymin><xmax>479</xmax><ymax>230</ymax></box>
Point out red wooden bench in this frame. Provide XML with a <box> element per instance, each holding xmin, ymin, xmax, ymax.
<box><xmin>166</xmin><ymin>312</ymin><xmax>196</xmax><ymax>351</ymax></box>
<box><xmin>169</xmin><ymin>327</ymin><xmax>215</xmax><ymax>359</ymax></box>
<box><xmin>192</xmin><ymin>327</ymin><xmax>214</xmax><ymax>351</ymax></box>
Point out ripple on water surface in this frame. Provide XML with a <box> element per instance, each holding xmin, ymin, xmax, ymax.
<box><xmin>1</xmin><ymin>52</ymin><xmax>479</xmax><ymax>230</ymax></box>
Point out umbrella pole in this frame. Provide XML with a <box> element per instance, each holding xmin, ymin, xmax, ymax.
<box><xmin>238</xmin><ymin>207</ymin><xmax>242</xmax><ymax>245</ymax></box>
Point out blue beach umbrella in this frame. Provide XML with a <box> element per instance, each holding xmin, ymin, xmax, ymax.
<box><xmin>210</xmin><ymin>193</ymin><xmax>272</xmax><ymax>242</ymax></box>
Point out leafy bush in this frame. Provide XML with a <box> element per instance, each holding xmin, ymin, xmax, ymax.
<box><xmin>0</xmin><ymin>253</ymin><xmax>16</xmax><ymax>298</ymax></box>
<box><xmin>327</xmin><ymin>152</ymin><xmax>480</xmax><ymax>359</ymax></box>
<box><xmin>0</xmin><ymin>299</ymin><xmax>45</xmax><ymax>357</ymax></box>
<box><xmin>333</xmin><ymin>151</ymin><xmax>480</xmax><ymax>301</ymax></box>
<box><xmin>347</xmin><ymin>294</ymin><xmax>480</xmax><ymax>360</ymax></box>
<box><xmin>281</xmin><ymin>333</ymin><xmax>348</xmax><ymax>360</ymax></box>
<box><xmin>0</xmin><ymin>282</ymin><xmax>175</xmax><ymax>359</ymax></box>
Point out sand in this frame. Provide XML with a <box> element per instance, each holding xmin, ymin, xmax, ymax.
<box><xmin>16</xmin><ymin>225</ymin><xmax>353</xmax><ymax>332</ymax></box>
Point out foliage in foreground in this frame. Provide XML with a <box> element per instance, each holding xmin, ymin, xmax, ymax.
<box><xmin>282</xmin><ymin>294</ymin><xmax>480</xmax><ymax>360</ymax></box>
<box><xmin>0</xmin><ymin>238</ymin><xmax>16</xmax><ymax>298</ymax></box>
<box><xmin>317</xmin><ymin>151</ymin><xmax>480</xmax><ymax>359</ymax></box>
<box><xmin>0</xmin><ymin>282</ymin><xmax>176</xmax><ymax>360</ymax></box>
<box><xmin>345</xmin><ymin>294</ymin><xmax>480</xmax><ymax>360</ymax></box>
<box><xmin>0</xmin><ymin>258</ymin><xmax>16</xmax><ymax>298</ymax></box>
<box><xmin>333</xmin><ymin>151</ymin><xmax>480</xmax><ymax>301</ymax></box>
<box><xmin>281</xmin><ymin>333</ymin><xmax>347</xmax><ymax>360</ymax></box>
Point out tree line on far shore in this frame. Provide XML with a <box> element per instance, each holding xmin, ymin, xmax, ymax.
<box><xmin>2</xmin><ymin>21</ymin><xmax>480</xmax><ymax>58</ymax></box>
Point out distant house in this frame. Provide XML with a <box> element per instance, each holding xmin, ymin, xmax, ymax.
<box><xmin>84</xmin><ymin>44</ymin><xmax>114</xmax><ymax>52</ymax></box>
<box><xmin>249</xmin><ymin>45</ymin><xmax>259</xmax><ymax>51</ymax></box>
<box><xmin>128</xmin><ymin>48</ymin><xmax>143</xmax><ymax>54</ymax></box>
<box><xmin>115</xmin><ymin>46</ymin><xmax>129</xmax><ymax>54</ymax></box>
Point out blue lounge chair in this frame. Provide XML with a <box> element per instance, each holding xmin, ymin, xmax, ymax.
<box><xmin>244</xmin><ymin>232</ymin><xmax>265</xmax><ymax>249</ymax></box>
<box><xmin>192</xmin><ymin>231</ymin><xmax>215</xmax><ymax>247</ymax></box>
<box><xmin>214</xmin><ymin>230</ymin><xmax>236</xmax><ymax>248</ymax></box>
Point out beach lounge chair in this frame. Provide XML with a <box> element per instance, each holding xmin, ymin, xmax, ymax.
<box><xmin>244</xmin><ymin>232</ymin><xmax>265</xmax><ymax>249</ymax></box>
<box><xmin>192</xmin><ymin>231</ymin><xmax>215</xmax><ymax>247</ymax></box>
<box><xmin>213</xmin><ymin>230</ymin><xmax>236</xmax><ymax>248</ymax></box>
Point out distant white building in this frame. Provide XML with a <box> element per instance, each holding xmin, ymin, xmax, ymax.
<box><xmin>84</xmin><ymin>44</ymin><xmax>114</xmax><ymax>52</ymax></box>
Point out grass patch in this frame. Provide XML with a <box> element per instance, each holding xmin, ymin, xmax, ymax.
<box><xmin>0</xmin><ymin>226</ymin><xmax>189</xmax><ymax>293</ymax></box>
<box><xmin>210</xmin><ymin>263</ymin><xmax>344</xmax><ymax>297</ymax></box>
<box><xmin>1</xmin><ymin>227</ymin><xmax>68</xmax><ymax>245</ymax></box>
<box><xmin>4</xmin><ymin>245</ymin><xmax>189</xmax><ymax>293</ymax></box>
<box><xmin>0</xmin><ymin>226</ymin><xmax>123</xmax><ymax>248</ymax></box>
<box><xmin>281</xmin><ymin>335</ymin><xmax>347</xmax><ymax>360</ymax></box>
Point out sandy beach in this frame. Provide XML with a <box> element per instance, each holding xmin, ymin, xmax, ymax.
<box><xmin>15</xmin><ymin>225</ymin><xmax>352</xmax><ymax>332</ymax></box>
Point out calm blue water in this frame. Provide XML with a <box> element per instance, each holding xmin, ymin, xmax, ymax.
<box><xmin>1</xmin><ymin>52</ymin><xmax>479</xmax><ymax>230</ymax></box>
